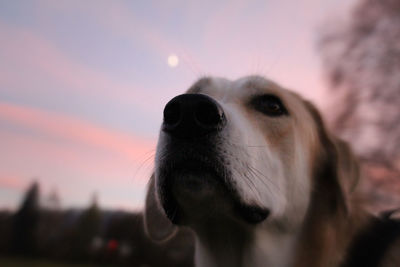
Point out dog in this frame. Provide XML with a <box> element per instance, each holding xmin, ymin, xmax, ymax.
<box><xmin>144</xmin><ymin>75</ymin><xmax>400</xmax><ymax>267</ymax></box>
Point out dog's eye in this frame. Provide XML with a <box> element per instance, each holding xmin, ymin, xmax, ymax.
<box><xmin>251</xmin><ymin>95</ymin><xmax>288</xmax><ymax>116</ymax></box>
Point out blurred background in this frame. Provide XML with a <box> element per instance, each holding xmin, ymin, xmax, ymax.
<box><xmin>1</xmin><ymin>0</ymin><xmax>399</xmax><ymax>266</ymax></box>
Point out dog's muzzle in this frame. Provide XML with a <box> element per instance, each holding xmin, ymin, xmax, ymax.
<box><xmin>162</xmin><ymin>94</ymin><xmax>226</xmax><ymax>139</ymax></box>
<box><xmin>157</xmin><ymin>94</ymin><xmax>269</xmax><ymax>224</ymax></box>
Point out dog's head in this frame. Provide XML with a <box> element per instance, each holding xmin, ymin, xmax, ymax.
<box><xmin>144</xmin><ymin>75</ymin><xmax>359</xmax><ymax>241</ymax></box>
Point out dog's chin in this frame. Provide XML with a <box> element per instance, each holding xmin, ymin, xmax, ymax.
<box><xmin>157</xmin><ymin>165</ymin><xmax>270</xmax><ymax>225</ymax></box>
<box><xmin>172</xmin><ymin>170</ymin><xmax>222</xmax><ymax>199</ymax></box>
<box><xmin>167</xmin><ymin>168</ymin><xmax>230</xmax><ymax>220</ymax></box>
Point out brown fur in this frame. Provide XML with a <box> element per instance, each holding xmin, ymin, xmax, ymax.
<box><xmin>294</xmin><ymin>100</ymin><xmax>396</xmax><ymax>267</ymax></box>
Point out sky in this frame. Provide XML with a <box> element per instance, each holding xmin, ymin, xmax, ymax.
<box><xmin>0</xmin><ymin>0</ymin><xmax>356</xmax><ymax>211</ymax></box>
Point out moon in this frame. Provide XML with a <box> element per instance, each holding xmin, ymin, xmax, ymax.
<box><xmin>167</xmin><ymin>54</ymin><xmax>179</xmax><ymax>68</ymax></box>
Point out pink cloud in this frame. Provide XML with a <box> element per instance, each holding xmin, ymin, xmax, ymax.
<box><xmin>0</xmin><ymin>129</ymin><xmax>153</xmax><ymax>180</ymax></box>
<box><xmin>0</xmin><ymin>128</ymin><xmax>152</xmax><ymax>209</ymax></box>
<box><xmin>0</xmin><ymin>21</ymin><xmax>165</xmax><ymax>112</ymax></box>
<box><xmin>0</xmin><ymin>175</ymin><xmax>26</xmax><ymax>192</ymax></box>
<box><xmin>0</xmin><ymin>101</ymin><xmax>156</xmax><ymax>162</ymax></box>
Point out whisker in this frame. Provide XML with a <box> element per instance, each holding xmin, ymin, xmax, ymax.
<box><xmin>246</xmin><ymin>167</ymin><xmax>275</xmax><ymax>196</ymax></box>
<box><xmin>132</xmin><ymin>150</ymin><xmax>156</xmax><ymax>180</ymax></box>
<box><xmin>243</xmin><ymin>172</ymin><xmax>264</xmax><ymax>198</ymax></box>
<box><xmin>232</xmin><ymin>167</ymin><xmax>259</xmax><ymax>198</ymax></box>
<box><xmin>247</xmin><ymin>165</ymin><xmax>282</xmax><ymax>193</ymax></box>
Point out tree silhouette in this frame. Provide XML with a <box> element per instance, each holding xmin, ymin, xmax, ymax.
<box><xmin>11</xmin><ymin>181</ymin><xmax>40</xmax><ymax>256</ymax></box>
<box><xmin>43</xmin><ymin>188</ymin><xmax>61</xmax><ymax>211</ymax></box>
<box><xmin>318</xmin><ymin>0</ymin><xmax>400</xmax><ymax>208</ymax></box>
<box><xmin>70</xmin><ymin>192</ymin><xmax>101</xmax><ymax>260</ymax></box>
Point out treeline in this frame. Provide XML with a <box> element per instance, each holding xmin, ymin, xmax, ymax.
<box><xmin>0</xmin><ymin>182</ymin><xmax>194</xmax><ymax>267</ymax></box>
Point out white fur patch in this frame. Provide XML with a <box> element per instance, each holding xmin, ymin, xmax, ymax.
<box><xmin>200</xmin><ymin>76</ymin><xmax>312</xmax><ymax>225</ymax></box>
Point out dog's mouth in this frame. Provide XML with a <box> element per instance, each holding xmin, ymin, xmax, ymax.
<box><xmin>155</xmin><ymin>139</ymin><xmax>270</xmax><ymax>225</ymax></box>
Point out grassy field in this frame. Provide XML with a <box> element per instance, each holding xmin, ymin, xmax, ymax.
<box><xmin>0</xmin><ymin>257</ymin><xmax>95</xmax><ymax>267</ymax></box>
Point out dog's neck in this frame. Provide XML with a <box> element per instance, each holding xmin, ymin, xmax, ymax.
<box><xmin>191</xmin><ymin>207</ymin><xmax>370</xmax><ymax>267</ymax></box>
<box><xmin>192</xmin><ymin>220</ymin><xmax>299</xmax><ymax>267</ymax></box>
<box><xmin>292</xmin><ymin>202</ymin><xmax>371</xmax><ymax>267</ymax></box>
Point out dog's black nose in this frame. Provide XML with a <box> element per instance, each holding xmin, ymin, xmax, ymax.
<box><xmin>162</xmin><ymin>94</ymin><xmax>225</xmax><ymax>139</ymax></box>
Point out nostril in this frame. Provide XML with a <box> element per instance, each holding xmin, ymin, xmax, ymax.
<box><xmin>195</xmin><ymin>101</ymin><xmax>222</xmax><ymax>127</ymax></box>
<box><xmin>164</xmin><ymin>101</ymin><xmax>181</xmax><ymax>126</ymax></box>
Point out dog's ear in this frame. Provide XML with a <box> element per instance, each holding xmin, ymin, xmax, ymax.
<box><xmin>326</xmin><ymin>136</ymin><xmax>360</xmax><ymax>214</ymax></box>
<box><xmin>304</xmin><ymin>100</ymin><xmax>360</xmax><ymax>215</ymax></box>
<box><xmin>144</xmin><ymin>174</ymin><xmax>177</xmax><ymax>241</ymax></box>
<box><xmin>333</xmin><ymin>138</ymin><xmax>360</xmax><ymax>198</ymax></box>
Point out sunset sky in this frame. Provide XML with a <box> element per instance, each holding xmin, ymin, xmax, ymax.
<box><xmin>0</xmin><ymin>0</ymin><xmax>356</xmax><ymax>211</ymax></box>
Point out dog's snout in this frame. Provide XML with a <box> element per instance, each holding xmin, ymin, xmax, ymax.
<box><xmin>163</xmin><ymin>94</ymin><xmax>225</xmax><ymax>139</ymax></box>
